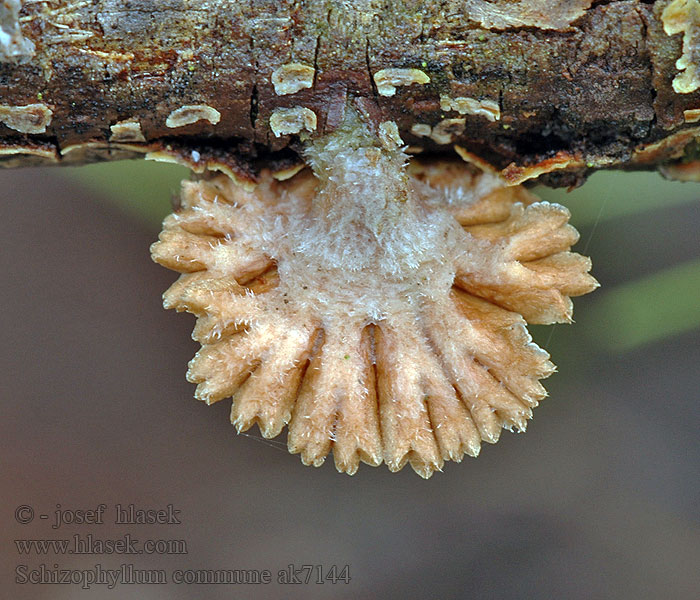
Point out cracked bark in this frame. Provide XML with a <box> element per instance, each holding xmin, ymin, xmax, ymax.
<box><xmin>1</xmin><ymin>0</ymin><xmax>700</xmax><ymax>186</ymax></box>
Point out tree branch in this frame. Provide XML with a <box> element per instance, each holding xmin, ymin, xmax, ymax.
<box><xmin>1</xmin><ymin>0</ymin><xmax>699</xmax><ymax>186</ymax></box>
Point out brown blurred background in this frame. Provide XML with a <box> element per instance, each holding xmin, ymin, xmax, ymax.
<box><xmin>1</xmin><ymin>163</ymin><xmax>698</xmax><ymax>599</ymax></box>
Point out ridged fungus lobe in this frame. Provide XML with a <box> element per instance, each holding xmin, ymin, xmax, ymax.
<box><xmin>151</xmin><ymin>110</ymin><xmax>597</xmax><ymax>477</ymax></box>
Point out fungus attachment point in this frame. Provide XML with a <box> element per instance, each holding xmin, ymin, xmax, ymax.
<box><xmin>151</xmin><ymin>109</ymin><xmax>597</xmax><ymax>478</ymax></box>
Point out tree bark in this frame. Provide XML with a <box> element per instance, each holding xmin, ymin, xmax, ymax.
<box><xmin>1</xmin><ymin>0</ymin><xmax>699</xmax><ymax>186</ymax></box>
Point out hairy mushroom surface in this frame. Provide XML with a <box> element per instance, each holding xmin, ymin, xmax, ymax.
<box><xmin>151</xmin><ymin>111</ymin><xmax>597</xmax><ymax>478</ymax></box>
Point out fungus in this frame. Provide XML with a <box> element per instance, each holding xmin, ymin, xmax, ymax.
<box><xmin>0</xmin><ymin>141</ymin><xmax>58</xmax><ymax>166</ymax></box>
<box><xmin>501</xmin><ymin>152</ymin><xmax>584</xmax><ymax>185</ymax></box>
<box><xmin>271</xmin><ymin>63</ymin><xmax>315</xmax><ymax>95</ymax></box>
<box><xmin>440</xmin><ymin>95</ymin><xmax>501</xmax><ymax>122</ymax></box>
<box><xmin>109</xmin><ymin>119</ymin><xmax>146</xmax><ymax>142</ymax></box>
<box><xmin>373</xmin><ymin>68</ymin><xmax>430</xmax><ymax>97</ymax></box>
<box><xmin>377</xmin><ymin>121</ymin><xmax>403</xmax><ymax>150</ymax></box>
<box><xmin>662</xmin><ymin>0</ymin><xmax>700</xmax><ymax>94</ymax></box>
<box><xmin>269</xmin><ymin>106</ymin><xmax>317</xmax><ymax>137</ymax></box>
<box><xmin>166</xmin><ymin>104</ymin><xmax>221</xmax><ymax>128</ymax></box>
<box><xmin>410</xmin><ymin>123</ymin><xmax>432</xmax><ymax>138</ymax></box>
<box><xmin>0</xmin><ymin>0</ymin><xmax>35</xmax><ymax>62</ymax></box>
<box><xmin>464</xmin><ymin>0</ymin><xmax>594</xmax><ymax>31</ymax></box>
<box><xmin>151</xmin><ymin>108</ymin><xmax>597</xmax><ymax>477</ymax></box>
<box><xmin>430</xmin><ymin>118</ymin><xmax>466</xmax><ymax>145</ymax></box>
<box><xmin>684</xmin><ymin>108</ymin><xmax>700</xmax><ymax>122</ymax></box>
<box><xmin>0</xmin><ymin>103</ymin><xmax>52</xmax><ymax>134</ymax></box>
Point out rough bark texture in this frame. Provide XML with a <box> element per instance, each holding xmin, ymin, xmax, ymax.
<box><xmin>2</xmin><ymin>0</ymin><xmax>700</xmax><ymax>186</ymax></box>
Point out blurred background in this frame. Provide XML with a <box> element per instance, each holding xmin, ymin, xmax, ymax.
<box><xmin>1</xmin><ymin>160</ymin><xmax>698</xmax><ymax>599</ymax></box>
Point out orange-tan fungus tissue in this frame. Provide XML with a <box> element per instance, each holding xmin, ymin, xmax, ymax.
<box><xmin>151</xmin><ymin>110</ymin><xmax>597</xmax><ymax>478</ymax></box>
<box><xmin>663</xmin><ymin>0</ymin><xmax>700</xmax><ymax>94</ymax></box>
<box><xmin>464</xmin><ymin>0</ymin><xmax>594</xmax><ymax>31</ymax></box>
